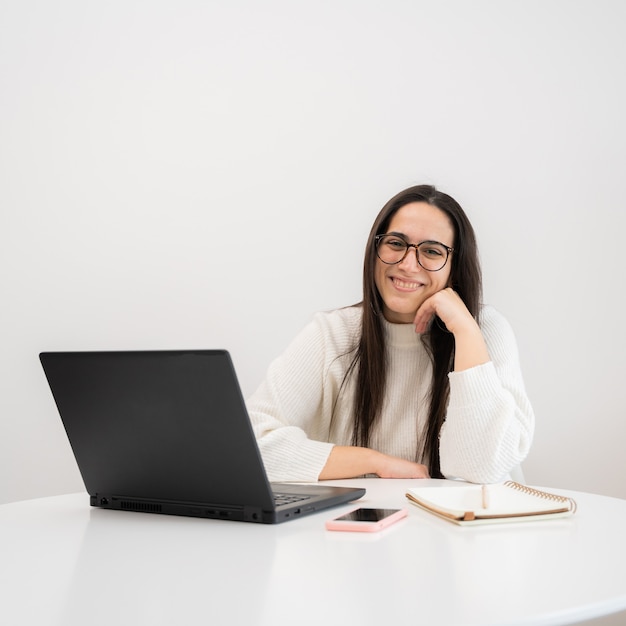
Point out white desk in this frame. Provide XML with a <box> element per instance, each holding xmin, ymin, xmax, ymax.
<box><xmin>2</xmin><ymin>479</ymin><xmax>626</xmax><ymax>626</ymax></box>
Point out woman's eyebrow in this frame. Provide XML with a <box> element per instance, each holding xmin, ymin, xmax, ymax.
<box><xmin>386</xmin><ymin>230</ymin><xmax>408</xmax><ymax>239</ymax></box>
<box><xmin>386</xmin><ymin>231</ymin><xmax>450</xmax><ymax>246</ymax></box>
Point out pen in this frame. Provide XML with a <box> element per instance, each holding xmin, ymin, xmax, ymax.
<box><xmin>482</xmin><ymin>484</ymin><xmax>490</xmax><ymax>509</ymax></box>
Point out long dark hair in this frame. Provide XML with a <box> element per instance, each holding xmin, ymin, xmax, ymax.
<box><xmin>351</xmin><ymin>184</ymin><xmax>482</xmax><ymax>477</ymax></box>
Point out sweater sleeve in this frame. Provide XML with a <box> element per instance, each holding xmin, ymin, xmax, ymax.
<box><xmin>439</xmin><ymin>306</ymin><xmax>535</xmax><ymax>483</ymax></box>
<box><xmin>245</xmin><ymin>313</ymin><xmax>342</xmax><ymax>482</ymax></box>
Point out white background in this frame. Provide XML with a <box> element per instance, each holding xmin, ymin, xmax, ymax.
<box><xmin>2</xmin><ymin>0</ymin><xmax>625</xmax><ymax>505</ymax></box>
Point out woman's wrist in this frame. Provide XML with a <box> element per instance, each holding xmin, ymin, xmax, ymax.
<box><xmin>319</xmin><ymin>445</ymin><xmax>378</xmax><ymax>480</ymax></box>
<box><xmin>452</xmin><ymin>320</ymin><xmax>490</xmax><ymax>371</ymax></box>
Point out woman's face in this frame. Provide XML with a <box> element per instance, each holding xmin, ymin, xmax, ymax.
<box><xmin>375</xmin><ymin>201</ymin><xmax>455</xmax><ymax>324</ymax></box>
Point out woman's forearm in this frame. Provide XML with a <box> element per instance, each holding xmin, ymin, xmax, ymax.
<box><xmin>319</xmin><ymin>445</ymin><xmax>429</xmax><ymax>479</ymax></box>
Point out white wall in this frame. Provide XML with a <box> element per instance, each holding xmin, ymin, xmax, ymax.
<box><xmin>2</xmin><ymin>0</ymin><xmax>625</xmax><ymax>504</ymax></box>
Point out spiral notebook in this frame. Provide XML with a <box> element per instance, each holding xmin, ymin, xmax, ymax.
<box><xmin>406</xmin><ymin>482</ymin><xmax>577</xmax><ymax>526</ymax></box>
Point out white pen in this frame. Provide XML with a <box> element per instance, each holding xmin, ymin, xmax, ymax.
<box><xmin>481</xmin><ymin>484</ymin><xmax>490</xmax><ymax>509</ymax></box>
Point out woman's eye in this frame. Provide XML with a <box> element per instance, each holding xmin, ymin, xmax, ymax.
<box><xmin>422</xmin><ymin>246</ymin><xmax>444</xmax><ymax>257</ymax></box>
<box><xmin>386</xmin><ymin>239</ymin><xmax>405</xmax><ymax>249</ymax></box>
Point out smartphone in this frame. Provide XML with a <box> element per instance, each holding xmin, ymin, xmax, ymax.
<box><xmin>325</xmin><ymin>507</ymin><xmax>408</xmax><ymax>532</ymax></box>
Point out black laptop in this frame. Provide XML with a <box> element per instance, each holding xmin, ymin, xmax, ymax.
<box><xmin>39</xmin><ymin>350</ymin><xmax>365</xmax><ymax>523</ymax></box>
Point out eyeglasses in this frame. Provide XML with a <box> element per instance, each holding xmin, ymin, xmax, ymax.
<box><xmin>375</xmin><ymin>234</ymin><xmax>453</xmax><ymax>272</ymax></box>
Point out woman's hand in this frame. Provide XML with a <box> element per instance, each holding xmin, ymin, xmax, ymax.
<box><xmin>413</xmin><ymin>287</ymin><xmax>474</xmax><ymax>335</ymax></box>
<box><xmin>374</xmin><ymin>454</ymin><xmax>430</xmax><ymax>479</ymax></box>
<box><xmin>319</xmin><ymin>446</ymin><xmax>429</xmax><ymax>480</ymax></box>
<box><xmin>413</xmin><ymin>287</ymin><xmax>490</xmax><ymax>371</ymax></box>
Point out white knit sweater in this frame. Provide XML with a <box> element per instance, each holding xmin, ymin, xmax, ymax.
<box><xmin>246</xmin><ymin>304</ymin><xmax>534</xmax><ymax>484</ymax></box>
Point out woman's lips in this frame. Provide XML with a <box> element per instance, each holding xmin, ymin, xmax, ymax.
<box><xmin>391</xmin><ymin>276</ymin><xmax>424</xmax><ymax>291</ymax></box>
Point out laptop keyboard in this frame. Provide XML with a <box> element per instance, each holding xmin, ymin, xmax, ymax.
<box><xmin>273</xmin><ymin>492</ymin><xmax>312</xmax><ymax>507</ymax></box>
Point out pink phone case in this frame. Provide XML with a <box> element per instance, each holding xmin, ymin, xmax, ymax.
<box><xmin>325</xmin><ymin>508</ymin><xmax>408</xmax><ymax>532</ymax></box>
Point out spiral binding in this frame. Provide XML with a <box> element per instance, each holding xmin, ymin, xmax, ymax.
<box><xmin>504</xmin><ymin>481</ymin><xmax>577</xmax><ymax>513</ymax></box>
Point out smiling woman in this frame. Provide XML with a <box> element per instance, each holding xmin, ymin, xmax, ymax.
<box><xmin>246</xmin><ymin>185</ymin><xmax>535</xmax><ymax>485</ymax></box>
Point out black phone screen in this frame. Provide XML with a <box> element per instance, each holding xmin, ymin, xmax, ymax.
<box><xmin>334</xmin><ymin>508</ymin><xmax>400</xmax><ymax>522</ymax></box>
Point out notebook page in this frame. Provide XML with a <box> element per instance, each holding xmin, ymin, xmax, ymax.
<box><xmin>407</xmin><ymin>484</ymin><xmax>570</xmax><ymax>517</ymax></box>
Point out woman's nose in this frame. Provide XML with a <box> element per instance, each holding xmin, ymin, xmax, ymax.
<box><xmin>398</xmin><ymin>246</ymin><xmax>421</xmax><ymax>271</ymax></box>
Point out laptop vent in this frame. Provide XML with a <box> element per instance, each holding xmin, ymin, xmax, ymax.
<box><xmin>120</xmin><ymin>500</ymin><xmax>162</xmax><ymax>513</ymax></box>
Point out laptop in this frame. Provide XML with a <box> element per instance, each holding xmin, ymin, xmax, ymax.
<box><xmin>39</xmin><ymin>350</ymin><xmax>365</xmax><ymax>524</ymax></box>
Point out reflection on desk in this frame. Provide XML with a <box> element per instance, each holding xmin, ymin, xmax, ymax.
<box><xmin>2</xmin><ymin>478</ymin><xmax>626</xmax><ymax>626</ymax></box>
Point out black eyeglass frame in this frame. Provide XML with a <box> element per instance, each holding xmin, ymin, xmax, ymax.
<box><xmin>375</xmin><ymin>234</ymin><xmax>454</xmax><ymax>272</ymax></box>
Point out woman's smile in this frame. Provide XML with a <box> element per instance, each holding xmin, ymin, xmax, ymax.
<box><xmin>390</xmin><ymin>276</ymin><xmax>425</xmax><ymax>292</ymax></box>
